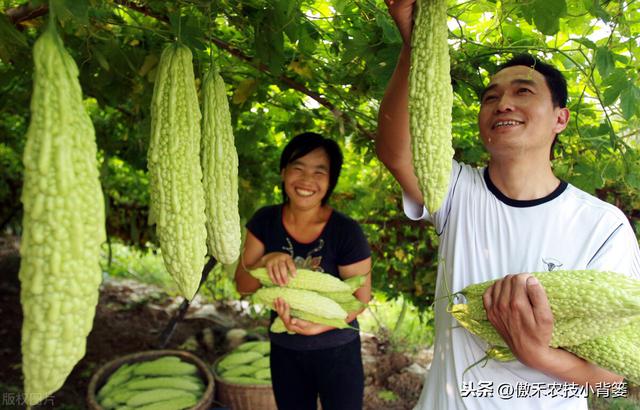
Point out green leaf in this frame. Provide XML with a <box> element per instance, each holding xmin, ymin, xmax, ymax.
<box><xmin>256</xmin><ymin>30</ymin><xmax>285</xmax><ymax>75</ymax></box>
<box><xmin>613</xmin><ymin>53</ymin><xmax>629</xmax><ymax>65</ymax></box>
<box><xmin>586</xmin><ymin>0</ymin><xmax>611</xmax><ymax>21</ymax></box>
<box><xmin>597</xmin><ymin>122</ymin><xmax>611</xmax><ymax>137</ymax></box>
<box><xmin>297</xmin><ymin>21</ymin><xmax>319</xmax><ymax>54</ymax></box>
<box><xmin>595</xmin><ymin>47</ymin><xmax>615</xmax><ymax>77</ymax></box>
<box><xmin>168</xmin><ymin>14</ymin><xmax>207</xmax><ymax>50</ymax></box>
<box><xmin>276</xmin><ymin>0</ymin><xmax>300</xmax><ymax>43</ymax></box>
<box><xmin>501</xmin><ymin>24</ymin><xmax>523</xmax><ymax>43</ymax></box>
<box><xmin>601</xmin><ymin>69</ymin><xmax>628</xmax><ymax>106</ymax></box>
<box><xmin>572</xmin><ymin>37</ymin><xmax>597</xmax><ymax>49</ymax></box>
<box><xmin>625</xmin><ymin>171</ymin><xmax>640</xmax><ymax>191</ymax></box>
<box><xmin>619</xmin><ymin>86</ymin><xmax>640</xmax><ymax>121</ymax></box>
<box><xmin>376</xmin><ymin>13</ymin><xmax>401</xmax><ymax>44</ymax></box>
<box><xmin>531</xmin><ymin>0</ymin><xmax>567</xmax><ymax>35</ymax></box>
<box><xmin>0</xmin><ymin>14</ymin><xmax>28</xmax><ymax>63</ymax></box>
<box><xmin>333</xmin><ymin>0</ymin><xmax>352</xmax><ymax>14</ymax></box>
<box><xmin>601</xmin><ymin>69</ymin><xmax>627</xmax><ymax>87</ymax></box>
<box><xmin>602</xmin><ymin>87</ymin><xmax>620</xmax><ymax>107</ymax></box>
<box><xmin>50</xmin><ymin>0</ymin><xmax>89</xmax><ymax>26</ymax></box>
<box><xmin>253</xmin><ymin>12</ymin><xmax>285</xmax><ymax>75</ymax></box>
<box><xmin>93</xmin><ymin>48</ymin><xmax>110</xmax><ymax>71</ymax></box>
<box><xmin>232</xmin><ymin>78</ymin><xmax>259</xmax><ymax>104</ymax></box>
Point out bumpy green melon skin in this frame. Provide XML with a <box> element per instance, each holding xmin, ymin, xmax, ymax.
<box><xmin>409</xmin><ymin>0</ymin><xmax>454</xmax><ymax>214</ymax></box>
<box><xmin>564</xmin><ymin>321</ymin><xmax>640</xmax><ymax>385</ymax></box>
<box><xmin>450</xmin><ymin>270</ymin><xmax>640</xmax><ymax>382</ymax></box>
<box><xmin>458</xmin><ymin>270</ymin><xmax>640</xmax><ymax>347</ymax></box>
<box><xmin>19</xmin><ymin>23</ymin><xmax>106</xmax><ymax>406</ymax></box>
<box><xmin>201</xmin><ymin>67</ymin><xmax>241</xmax><ymax>264</ymax></box>
<box><xmin>461</xmin><ymin>270</ymin><xmax>640</xmax><ymax>321</ymax></box>
<box><xmin>148</xmin><ymin>43</ymin><xmax>207</xmax><ymax>300</ymax></box>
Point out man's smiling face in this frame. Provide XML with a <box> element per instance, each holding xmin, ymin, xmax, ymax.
<box><xmin>478</xmin><ymin>65</ymin><xmax>569</xmax><ymax>158</ymax></box>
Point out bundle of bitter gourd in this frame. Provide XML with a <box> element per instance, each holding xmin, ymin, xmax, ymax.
<box><xmin>215</xmin><ymin>340</ymin><xmax>272</xmax><ymax>385</ymax></box>
<box><xmin>249</xmin><ymin>268</ymin><xmax>367</xmax><ymax>334</ymax></box>
<box><xmin>96</xmin><ymin>355</ymin><xmax>204</xmax><ymax>410</ymax></box>
<box><xmin>449</xmin><ymin>270</ymin><xmax>640</xmax><ymax>383</ymax></box>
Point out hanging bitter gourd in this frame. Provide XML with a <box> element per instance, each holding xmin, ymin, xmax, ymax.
<box><xmin>201</xmin><ymin>66</ymin><xmax>241</xmax><ymax>264</ymax></box>
<box><xmin>19</xmin><ymin>23</ymin><xmax>106</xmax><ymax>405</ymax></box>
<box><xmin>409</xmin><ymin>0</ymin><xmax>454</xmax><ymax>213</ymax></box>
<box><xmin>148</xmin><ymin>43</ymin><xmax>207</xmax><ymax>300</ymax></box>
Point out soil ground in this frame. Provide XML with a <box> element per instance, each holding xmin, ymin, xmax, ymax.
<box><xmin>2</xmin><ymin>236</ymin><xmax>638</xmax><ymax>410</ymax></box>
<box><xmin>0</xmin><ymin>237</ymin><xmax>427</xmax><ymax>410</ymax></box>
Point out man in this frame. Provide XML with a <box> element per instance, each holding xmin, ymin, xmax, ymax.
<box><xmin>376</xmin><ymin>1</ymin><xmax>640</xmax><ymax>409</ymax></box>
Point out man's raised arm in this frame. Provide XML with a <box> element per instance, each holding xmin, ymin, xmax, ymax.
<box><xmin>376</xmin><ymin>0</ymin><xmax>423</xmax><ymax>205</ymax></box>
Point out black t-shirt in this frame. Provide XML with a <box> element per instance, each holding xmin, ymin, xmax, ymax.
<box><xmin>246</xmin><ymin>204</ymin><xmax>371</xmax><ymax>350</ymax></box>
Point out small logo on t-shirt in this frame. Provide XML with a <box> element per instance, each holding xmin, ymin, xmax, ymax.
<box><xmin>282</xmin><ymin>238</ymin><xmax>324</xmax><ymax>271</ymax></box>
<box><xmin>542</xmin><ymin>257</ymin><xmax>563</xmax><ymax>271</ymax></box>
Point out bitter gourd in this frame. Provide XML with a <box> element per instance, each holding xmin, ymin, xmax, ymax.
<box><xmin>409</xmin><ymin>0</ymin><xmax>454</xmax><ymax>213</ymax></box>
<box><xmin>250</xmin><ymin>267</ymin><xmax>352</xmax><ymax>292</ymax></box>
<box><xmin>20</xmin><ymin>22</ymin><xmax>106</xmax><ymax>406</ymax></box>
<box><xmin>201</xmin><ymin>66</ymin><xmax>241</xmax><ymax>264</ymax></box>
<box><xmin>148</xmin><ymin>43</ymin><xmax>207</xmax><ymax>300</ymax></box>
<box><xmin>450</xmin><ymin>271</ymin><xmax>640</xmax><ymax>382</ymax></box>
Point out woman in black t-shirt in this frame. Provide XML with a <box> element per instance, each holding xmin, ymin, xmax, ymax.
<box><xmin>235</xmin><ymin>132</ymin><xmax>372</xmax><ymax>410</ymax></box>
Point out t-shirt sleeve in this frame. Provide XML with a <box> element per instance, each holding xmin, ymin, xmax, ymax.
<box><xmin>336</xmin><ymin>217</ymin><xmax>371</xmax><ymax>266</ymax></box>
<box><xmin>586</xmin><ymin>217</ymin><xmax>640</xmax><ymax>280</ymax></box>
<box><xmin>245</xmin><ymin>206</ymin><xmax>273</xmax><ymax>245</ymax></box>
<box><xmin>402</xmin><ymin>159</ymin><xmax>463</xmax><ymax>233</ymax></box>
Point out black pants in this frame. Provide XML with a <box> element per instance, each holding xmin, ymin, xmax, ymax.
<box><xmin>270</xmin><ymin>337</ymin><xmax>364</xmax><ymax>410</ymax></box>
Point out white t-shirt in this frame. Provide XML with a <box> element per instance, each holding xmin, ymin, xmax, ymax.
<box><xmin>405</xmin><ymin>161</ymin><xmax>640</xmax><ymax>410</ymax></box>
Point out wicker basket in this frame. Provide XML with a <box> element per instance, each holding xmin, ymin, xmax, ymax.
<box><xmin>213</xmin><ymin>357</ymin><xmax>277</xmax><ymax>410</ymax></box>
<box><xmin>86</xmin><ymin>349</ymin><xmax>214</xmax><ymax>410</ymax></box>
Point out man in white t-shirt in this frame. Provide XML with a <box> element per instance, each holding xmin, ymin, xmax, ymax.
<box><xmin>376</xmin><ymin>1</ymin><xmax>640</xmax><ymax>409</ymax></box>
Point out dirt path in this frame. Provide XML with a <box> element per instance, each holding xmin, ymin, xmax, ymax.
<box><xmin>1</xmin><ymin>241</ymin><xmax>426</xmax><ymax>409</ymax></box>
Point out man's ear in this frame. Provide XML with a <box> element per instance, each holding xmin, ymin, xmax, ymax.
<box><xmin>553</xmin><ymin>107</ymin><xmax>570</xmax><ymax>134</ymax></box>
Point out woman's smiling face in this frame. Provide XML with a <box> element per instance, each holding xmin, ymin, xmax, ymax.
<box><xmin>281</xmin><ymin>147</ymin><xmax>331</xmax><ymax>208</ymax></box>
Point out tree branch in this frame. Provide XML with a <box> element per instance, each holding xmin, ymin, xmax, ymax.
<box><xmin>114</xmin><ymin>0</ymin><xmax>375</xmax><ymax>140</ymax></box>
<box><xmin>5</xmin><ymin>3</ymin><xmax>47</xmax><ymax>27</ymax></box>
<box><xmin>3</xmin><ymin>1</ymin><xmax>375</xmax><ymax>140</ymax></box>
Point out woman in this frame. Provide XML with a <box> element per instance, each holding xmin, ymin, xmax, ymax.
<box><xmin>235</xmin><ymin>132</ymin><xmax>372</xmax><ymax>410</ymax></box>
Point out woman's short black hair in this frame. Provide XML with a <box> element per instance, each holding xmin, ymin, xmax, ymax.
<box><xmin>279</xmin><ymin>132</ymin><xmax>343</xmax><ymax>206</ymax></box>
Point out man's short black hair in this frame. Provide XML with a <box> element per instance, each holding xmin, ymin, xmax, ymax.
<box><xmin>279</xmin><ymin>132</ymin><xmax>343</xmax><ymax>206</ymax></box>
<box><xmin>495</xmin><ymin>53</ymin><xmax>568</xmax><ymax>109</ymax></box>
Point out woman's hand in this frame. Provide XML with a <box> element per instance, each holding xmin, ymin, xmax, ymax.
<box><xmin>261</xmin><ymin>252</ymin><xmax>297</xmax><ymax>286</ymax></box>
<box><xmin>385</xmin><ymin>0</ymin><xmax>416</xmax><ymax>46</ymax></box>
<box><xmin>274</xmin><ymin>298</ymin><xmax>333</xmax><ymax>336</ymax></box>
<box><xmin>482</xmin><ymin>274</ymin><xmax>556</xmax><ymax>369</ymax></box>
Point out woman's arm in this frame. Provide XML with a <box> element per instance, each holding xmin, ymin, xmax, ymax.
<box><xmin>235</xmin><ymin>230</ymin><xmax>300</xmax><ymax>294</ymax></box>
<box><xmin>339</xmin><ymin>257</ymin><xmax>373</xmax><ymax>323</ymax></box>
<box><xmin>234</xmin><ymin>231</ymin><xmax>265</xmax><ymax>295</ymax></box>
